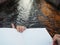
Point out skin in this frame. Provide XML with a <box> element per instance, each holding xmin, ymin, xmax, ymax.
<box><xmin>11</xmin><ymin>24</ymin><xmax>26</xmax><ymax>32</ymax></box>
<box><xmin>53</xmin><ymin>34</ymin><xmax>60</xmax><ymax>45</ymax></box>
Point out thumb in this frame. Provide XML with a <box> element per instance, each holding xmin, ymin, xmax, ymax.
<box><xmin>11</xmin><ymin>23</ymin><xmax>15</xmax><ymax>28</ymax></box>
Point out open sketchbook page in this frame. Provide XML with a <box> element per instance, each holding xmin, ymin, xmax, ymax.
<box><xmin>0</xmin><ymin>28</ymin><xmax>53</xmax><ymax>45</ymax></box>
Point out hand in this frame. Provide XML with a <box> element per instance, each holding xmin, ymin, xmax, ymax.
<box><xmin>16</xmin><ymin>25</ymin><xmax>26</xmax><ymax>32</ymax></box>
<box><xmin>53</xmin><ymin>34</ymin><xmax>60</xmax><ymax>45</ymax></box>
<box><xmin>11</xmin><ymin>23</ymin><xmax>26</xmax><ymax>32</ymax></box>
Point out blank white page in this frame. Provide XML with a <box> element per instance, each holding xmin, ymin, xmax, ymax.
<box><xmin>0</xmin><ymin>28</ymin><xmax>53</xmax><ymax>45</ymax></box>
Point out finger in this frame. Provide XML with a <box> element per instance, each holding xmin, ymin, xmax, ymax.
<box><xmin>20</xmin><ymin>26</ymin><xmax>26</xmax><ymax>32</ymax></box>
<box><xmin>56</xmin><ymin>34</ymin><xmax>60</xmax><ymax>38</ymax></box>
<box><xmin>16</xmin><ymin>26</ymin><xmax>20</xmax><ymax>32</ymax></box>
<box><xmin>11</xmin><ymin>23</ymin><xmax>15</xmax><ymax>28</ymax></box>
<box><xmin>53</xmin><ymin>34</ymin><xmax>60</xmax><ymax>41</ymax></box>
<box><xmin>20</xmin><ymin>27</ymin><xmax>25</xmax><ymax>32</ymax></box>
<box><xmin>19</xmin><ymin>26</ymin><xmax>22</xmax><ymax>32</ymax></box>
<box><xmin>18</xmin><ymin>26</ymin><xmax>26</xmax><ymax>32</ymax></box>
<box><xmin>53</xmin><ymin>34</ymin><xmax>60</xmax><ymax>45</ymax></box>
<box><xmin>16</xmin><ymin>26</ymin><xmax>26</xmax><ymax>32</ymax></box>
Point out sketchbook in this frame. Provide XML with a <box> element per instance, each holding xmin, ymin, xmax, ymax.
<box><xmin>0</xmin><ymin>28</ymin><xmax>53</xmax><ymax>45</ymax></box>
